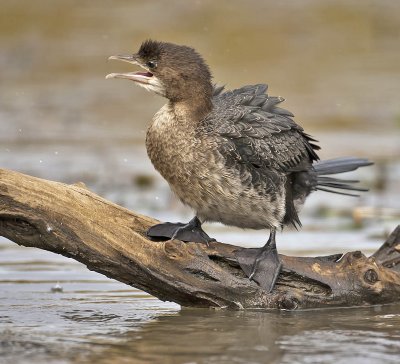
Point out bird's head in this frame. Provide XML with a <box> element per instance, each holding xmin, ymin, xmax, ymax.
<box><xmin>106</xmin><ymin>40</ymin><xmax>213</xmax><ymax>103</ymax></box>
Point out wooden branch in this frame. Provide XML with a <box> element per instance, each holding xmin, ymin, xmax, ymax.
<box><xmin>1</xmin><ymin>168</ymin><xmax>400</xmax><ymax>310</ymax></box>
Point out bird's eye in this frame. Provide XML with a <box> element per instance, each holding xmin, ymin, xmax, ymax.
<box><xmin>146</xmin><ymin>61</ymin><xmax>157</xmax><ymax>69</ymax></box>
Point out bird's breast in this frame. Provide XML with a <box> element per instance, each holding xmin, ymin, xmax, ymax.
<box><xmin>145</xmin><ymin>104</ymin><xmax>230</xmax><ymax>209</ymax></box>
<box><xmin>146</xmin><ymin>104</ymin><xmax>202</xmax><ymax>185</ymax></box>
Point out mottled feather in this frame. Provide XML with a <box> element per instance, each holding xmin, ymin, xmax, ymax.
<box><xmin>199</xmin><ymin>84</ymin><xmax>321</xmax><ymax>227</ymax></box>
<box><xmin>203</xmin><ymin>84</ymin><xmax>319</xmax><ymax>175</ymax></box>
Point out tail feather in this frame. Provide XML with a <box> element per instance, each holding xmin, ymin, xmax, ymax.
<box><xmin>313</xmin><ymin>157</ymin><xmax>373</xmax><ymax>196</ymax></box>
<box><xmin>314</xmin><ymin>157</ymin><xmax>372</xmax><ymax>175</ymax></box>
<box><xmin>316</xmin><ymin>186</ymin><xmax>361</xmax><ymax>197</ymax></box>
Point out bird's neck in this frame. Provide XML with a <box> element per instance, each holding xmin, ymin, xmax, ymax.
<box><xmin>170</xmin><ymin>94</ymin><xmax>213</xmax><ymax>123</ymax></box>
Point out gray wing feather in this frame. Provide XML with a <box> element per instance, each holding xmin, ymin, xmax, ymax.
<box><xmin>208</xmin><ymin>84</ymin><xmax>319</xmax><ymax>175</ymax></box>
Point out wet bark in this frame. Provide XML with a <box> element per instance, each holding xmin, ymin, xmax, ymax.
<box><xmin>1</xmin><ymin>168</ymin><xmax>399</xmax><ymax>310</ymax></box>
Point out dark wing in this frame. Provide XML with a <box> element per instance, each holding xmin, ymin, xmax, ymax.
<box><xmin>205</xmin><ymin>84</ymin><xmax>320</xmax><ymax>227</ymax></box>
<box><xmin>211</xmin><ymin>84</ymin><xmax>319</xmax><ymax>174</ymax></box>
<box><xmin>210</xmin><ymin>85</ymin><xmax>319</xmax><ymax>173</ymax></box>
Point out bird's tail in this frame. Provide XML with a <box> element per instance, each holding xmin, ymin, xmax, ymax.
<box><xmin>313</xmin><ymin>157</ymin><xmax>373</xmax><ymax>196</ymax></box>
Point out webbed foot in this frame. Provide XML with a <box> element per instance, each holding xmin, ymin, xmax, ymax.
<box><xmin>147</xmin><ymin>216</ymin><xmax>216</xmax><ymax>244</ymax></box>
<box><xmin>235</xmin><ymin>228</ymin><xmax>282</xmax><ymax>293</ymax></box>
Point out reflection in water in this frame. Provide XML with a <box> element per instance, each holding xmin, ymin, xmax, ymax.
<box><xmin>61</xmin><ymin>310</ymin><xmax>121</xmax><ymax>323</ymax></box>
<box><xmin>88</xmin><ymin>306</ymin><xmax>400</xmax><ymax>364</ymax></box>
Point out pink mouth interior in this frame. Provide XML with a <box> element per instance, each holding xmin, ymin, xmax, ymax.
<box><xmin>136</xmin><ymin>71</ymin><xmax>153</xmax><ymax>77</ymax></box>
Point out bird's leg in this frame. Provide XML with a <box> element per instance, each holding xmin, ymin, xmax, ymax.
<box><xmin>147</xmin><ymin>216</ymin><xmax>216</xmax><ymax>245</ymax></box>
<box><xmin>235</xmin><ymin>228</ymin><xmax>282</xmax><ymax>293</ymax></box>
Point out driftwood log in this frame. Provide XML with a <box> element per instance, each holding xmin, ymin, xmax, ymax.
<box><xmin>1</xmin><ymin>168</ymin><xmax>400</xmax><ymax>310</ymax></box>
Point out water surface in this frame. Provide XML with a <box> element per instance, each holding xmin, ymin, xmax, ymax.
<box><xmin>2</xmin><ymin>237</ymin><xmax>400</xmax><ymax>364</ymax></box>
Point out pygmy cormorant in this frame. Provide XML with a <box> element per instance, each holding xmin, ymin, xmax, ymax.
<box><xmin>106</xmin><ymin>40</ymin><xmax>372</xmax><ymax>292</ymax></box>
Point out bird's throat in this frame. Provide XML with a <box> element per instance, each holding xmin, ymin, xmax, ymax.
<box><xmin>171</xmin><ymin>96</ymin><xmax>213</xmax><ymax>123</ymax></box>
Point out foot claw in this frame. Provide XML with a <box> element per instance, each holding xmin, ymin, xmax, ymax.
<box><xmin>146</xmin><ymin>218</ymin><xmax>215</xmax><ymax>244</ymax></box>
<box><xmin>235</xmin><ymin>246</ymin><xmax>282</xmax><ymax>292</ymax></box>
<box><xmin>147</xmin><ymin>222</ymin><xmax>186</xmax><ymax>241</ymax></box>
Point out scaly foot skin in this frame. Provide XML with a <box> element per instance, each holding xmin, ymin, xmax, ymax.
<box><xmin>147</xmin><ymin>216</ymin><xmax>216</xmax><ymax>245</ymax></box>
<box><xmin>235</xmin><ymin>229</ymin><xmax>282</xmax><ymax>293</ymax></box>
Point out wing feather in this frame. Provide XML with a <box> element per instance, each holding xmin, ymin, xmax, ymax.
<box><xmin>208</xmin><ymin>84</ymin><xmax>319</xmax><ymax>176</ymax></box>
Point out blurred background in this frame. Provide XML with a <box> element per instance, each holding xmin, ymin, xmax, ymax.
<box><xmin>1</xmin><ymin>0</ymin><xmax>399</xmax><ymax>239</ymax></box>
<box><xmin>1</xmin><ymin>1</ymin><xmax>400</xmax><ymax>363</ymax></box>
<box><xmin>1</xmin><ymin>0</ymin><xmax>399</xmax><ymax>243</ymax></box>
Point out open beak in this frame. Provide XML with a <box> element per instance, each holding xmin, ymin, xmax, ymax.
<box><xmin>106</xmin><ymin>54</ymin><xmax>153</xmax><ymax>84</ymax></box>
